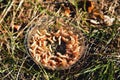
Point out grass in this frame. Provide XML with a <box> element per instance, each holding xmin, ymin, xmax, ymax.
<box><xmin>0</xmin><ymin>0</ymin><xmax>120</xmax><ymax>80</ymax></box>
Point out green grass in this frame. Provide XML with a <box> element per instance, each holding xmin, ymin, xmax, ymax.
<box><xmin>0</xmin><ymin>0</ymin><xmax>120</xmax><ymax>80</ymax></box>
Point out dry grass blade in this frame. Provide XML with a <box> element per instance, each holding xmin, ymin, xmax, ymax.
<box><xmin>0</xmin><ymin>0</ymin><xmax>120</xmax><ymax>80</ymax></box>
<box><xmin>0</xmin><ymin>1</ymin><xmax>14</xmax><ymax>24</ymax></box>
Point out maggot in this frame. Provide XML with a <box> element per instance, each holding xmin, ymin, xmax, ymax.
<box><xmin>58</xmin><ymin>36</ymin><xmax>62</xmax><ymax>45</ymax></box>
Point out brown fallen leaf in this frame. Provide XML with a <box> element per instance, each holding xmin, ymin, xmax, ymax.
<box><xmin>13</xmin><ymin>25</ymin><xmax>21</xmax><ymax>31</ymax></box>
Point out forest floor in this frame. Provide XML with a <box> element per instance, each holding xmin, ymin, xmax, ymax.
<box><xmin>0</xmin><ymin>0</ymin><xmax>120</xmax><ymax>80</ymax></box>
